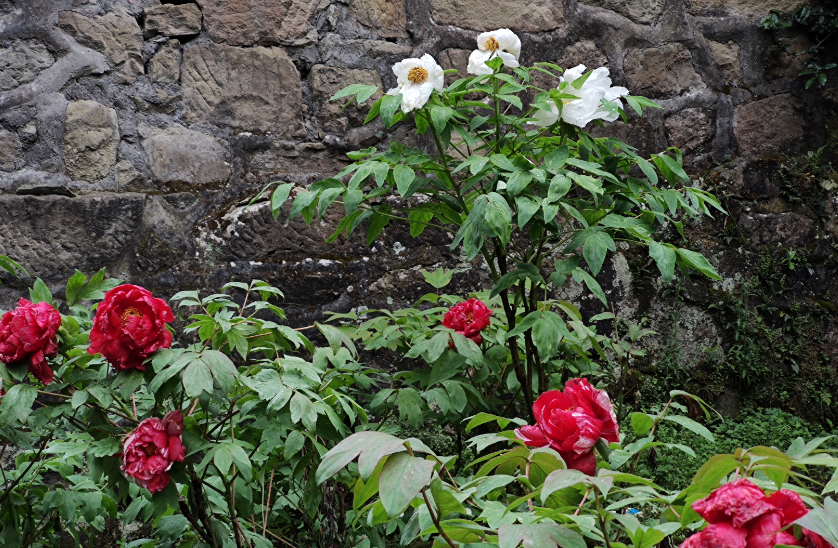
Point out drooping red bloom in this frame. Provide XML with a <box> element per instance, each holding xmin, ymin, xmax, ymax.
<box><xmin>0</xmin><ymin>298</ymin><xmax>62</xmax><ymax>384</ymax></box>
<box><xmin>88</xmin><ymin>285</ymin><xmax>174</xmax><ymax>371</ymax></box>
<box><xmin>442</xmin><ymin>298</ymin><xmax>491</xmax><ymax>344</ymax></box>
<box><xmin>121</xmin><ymin>410</ymin><xmax>185</xmax><ymax>493</ymax></box>
<box><xmin>680</xmin><ymin>479</ymin><xmax>830</xmax><ymax>548</ymax></box>
<box><xmin>514</xmin><ymin>378</ymin><xmax>619</xmax><ymax>475</ymax></box>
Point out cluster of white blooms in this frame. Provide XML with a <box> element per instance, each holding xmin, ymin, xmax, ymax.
<box><xmin>386</xmin><ymin>29</ymin><xmax>628</xmax><ymax>128</ymax></box>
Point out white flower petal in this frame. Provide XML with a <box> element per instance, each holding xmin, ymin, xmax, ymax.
<box><xmin>388</xmin><ymin>54</ymin><xmax>444</xmax><ymax>112</ymax></box>
<box><xmin>605</xmin><ymin>86</ymin><xmax>629</xmax><ymax>101</ymax></box>
<box><xmin>529</xmin><ymin>100</ymin><xmax>559</xmax><ymax>127</ymax></box>
<box><xmin>497</xmin><ymin>51</ymin><xmax>520</xmax><ymax>68</ymax></box>
<box><xmin>561</xmin><ymin>64</ymin><xmax>587</xmax><ymax>85</ymax></box>
<box><xmin>467</xmin><ymin>49</ymin><xmax>494</xmax><ymax>75</ymax></box>
<box><xmin>400</xmin><ymin>81</ymin><xmax>434</xmax><ymax>113</ymax></box>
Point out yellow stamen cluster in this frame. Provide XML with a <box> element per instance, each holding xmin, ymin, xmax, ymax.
<box><xmin>407</xmin><ymin>66</ymin><xmax>429</xmax><ymax>83</ymax></box>
<box><xmin>484</xmin><ymin>36</ymin><xmax>500</xmax><ymax>51</ymax></box>
<box><xmin>121</xmin><ymin>306</ymin><xmax>143</xmax><ymax>324</ymax></box>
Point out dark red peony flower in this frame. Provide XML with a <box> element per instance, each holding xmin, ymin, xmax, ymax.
<box><xmin>88</xmin><ymin>285</ymin><xmax>174</xmax><ymax>371</ymax></box>
<box><xmin>442</xmin><ymin>298</ymin><xmax>491</xmax><ymax>344</ymax></box>
<box><xmin>0</xmin><ymin>298</ymin><xmax>62</xmax><ymax>384</ymax></box>
<box><xmin>514</xmin><ymin>378</ymin><xmax>619</xmax><ymax>476</ymax></box>
<box><xmin>680</xmin><ymin>479</ymin><xmax>831</xmax><ymax>548</ymax></box>
<box><xmin>563</xmin><ymin>378</ymin><xmax>620</xmax><ymax>443</ymax></box>
<box><xmin>121</xmin><ymin>410</ymin><xmax>185</xmax><ymax>493</ymax></box>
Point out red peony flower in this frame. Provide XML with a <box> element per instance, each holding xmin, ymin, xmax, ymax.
<box><xmin>0</xmin><ymin>298</ymin><xmax>62</xmax><ymax>384</ymax></box>
<box><xmin>680</xmin><ymin>479</ymin><xmax>831</xmax><ymax>548</ymax></box>
<box><xmin>88</xmin><ymin>285</ymin><xmax>174</xmax><ymax>371</ymax></box>
<box><xmin>121</xmin><ymin>410</ymin><xmax>186</xmax><ymax>493</ymax></box>
<box><xmin>514</xmin><ymin>378</ymin><xmax>619</xmax><ymax>476</ymax></box>
<box><xmin>442</xmin><ymin>298</ymin><xmax>491</xmax><ymax>344</ymax></box>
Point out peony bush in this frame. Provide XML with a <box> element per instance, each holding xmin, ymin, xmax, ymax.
<box><xmin>1</xmin><ymin>27</ymin><xmax>837</xmax><ymax>548</ymax></box>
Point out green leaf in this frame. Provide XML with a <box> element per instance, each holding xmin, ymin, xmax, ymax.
<box><xmin>422</xmin><ymin>268</ymin><xmax>454</xmax><ymax>289</ymax></box>
<box><xmin>409</xmin><ymin>208</ymin><xmax>434</xmax><ymax>237</ymax></box>
<box><xmin>430</xmin><ymin>106</ymin><xmax>452</xmax><ymax>133</ymax></box>
<box><xmin>676</xmin><ymin>248</ymin><xmax>722</xmax><ymax>280</ymax></box>
<box><xmin>290</xmin><ymin>392</ymin><xmax>318</xmax><ymax>431</ymax></box>
<box><xmin>72</xmin><ymin>389</ymin><xmax>89</xmax><ymax>409</ymax></box>
<box><xmin>544</xmin><ymin>146</ymin><xmax>569</xmax><ymax>171</ymax></box>
<box><xmin>649</xmin><ymin>241</ymin><xmax>677</xmax><ymax>282</ymax></box>
<box><xmin>29</xmin><ymin>278</ymin><xmax>52</xmax><ymax>305</ymax></box>
<box><xmin>316</xmin><ymin>431</ymin><xmax>405</xmax><ymax>484</ymax></box>
<box><xmin>380</xmin><ymin>94</ymin><xmax>401</xmax><ymax>126</ymax></box>
<box><xmin>583</xmin><ymin>231</ymin><xmax>616</xmax><ymax>276</ymax></box>
<box><xmin>490</xmin><ymin>154</ymin><xmax>517</xmax><ymax>172</ymax></box>
<box><xmin>663</xmin><ymin>415</ymin><xmax>713</xmax><ymax>442</ymax></box>
<box><xmin>0</xmin><ymin>383</ymin><xmax>37</xmax><ymax>424</ymax></box>
<box><xmin>547</xmin><ymin>174</ymin><xmax>571</xmax><ymax>202</ymax></box>
<box><xmin>397</xmin><ymin>389</ymin><xmax>425</xmax><ymax>427</ymax></box>
<box><xmin>182</xmin><ymin>358</ymin><xmax>213</xmax><ymax>398</ymax></box>
<box><xmin>506</xmin><ymin>170</ymin><xmax>533</xmax><ymax>196</ymax></box>
<box><xmin>317</xmin><ymin>323</ymin><xmax>357</xmax><ymax>357</ymax></box>
<box><xmin>270</xmin><ymin>183</ymin><xmax>294</xmax><ymax>219</ymax></box>
<box><xmin>483</xmin><ymin>192</ymin><xmax>512</xmax><ymax>246</ymax></box>
<box><xmin>498</xmin><ymin>523</ymin><xmax>586</xmax><ymax>548</ymax></box>
<box><xmin>394</xmin><ymin>164</ymin><xmax>416</xmax><ymax>197</ymax></box>
<box><xmin>366</xmin><ymin>206</ymin><xmax>391</xmax><ymax>246</ymax></box>
<box><xmin>378</xmin><ymin>453</ymin><xmax>435</xmax><ymax>518</ymax></box>
<box><xmin>289</xmin><ymin>191</ymin><xmax>317</xmax><ymax>221</ymax></box>
<box><xmin>515</xmin><ymin>196</ymin><xmax>539</xmax><ymax>227</ymax></box>
<box><xmin>572</xmin><ymin>268</ymin><xmax>607</xmax><ymax>306</ymax></box>
<box><xmin>630</xmin><ymin>412</ymin><xmax>655</xmax><ymax>436</ymax></box>
<box><xmin>793</xmin><ymin>498</ymin><xmax>838</xmax><ymax>548</ymax></box>
<box><xmin>65</xmin><ymin>270</ymin><xmax>87</xmax><ymax>306</ymax></box>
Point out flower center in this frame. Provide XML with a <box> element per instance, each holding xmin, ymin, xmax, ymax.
<box><xmin>407</xmin><ymin>66</ymin><xmax>429</xmax><ymax>84</ymax></box>
<box><xmin>142</xmin><ymin>444</ymin><xmax>157</xmax><ymax>457</ymax></box>
<box><xmin>121</xmin><ymin>307</ymin><xmax>142</xmax><ymax>325</ymax></box>
<box><xmin>465</xmin><ymin>311</ymin><xmax>474</xmax><ymax>323</ymax></box>
<box><xmin>484</xmin><ymin>36</ymin><xmax>500</xmax><ymax>51</ymax></box>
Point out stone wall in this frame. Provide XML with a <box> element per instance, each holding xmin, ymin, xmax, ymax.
<box><xmin>1</xmin><ymin>0</ymin><xmax>837</xmax><ymax>414</ymax></box>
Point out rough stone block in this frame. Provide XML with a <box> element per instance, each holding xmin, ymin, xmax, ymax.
<box><xmin>139</xmin><ymin>123</ymin><xmax>232</xmax><ymax>186</ymax></box>
<box><xmin>182</xmin><ymin>42</ymin><xmax>304</xmax><ymax>136</ymax></box>
<box><xmin>665</xmin><ymin>108</ymin><xmax>714</xmax><ymax>152</ymax></box>
<box><xmin>196</xmin><ymin>0</ymin><xmax>327</xmax><ymax>47</ymax></box>
<box><xmin>733</xmin><ymin>94</ymin><xmax>806</xmax><ymax>156</ymax></box>
<box><xmin>0</xmin><ymin>194</ymin><xmax>144</xmax><ymax>281</ymax></box>
<box><xmin>143</xmin><ymin>4</ymin><xmax>202</xmax><ymax>37</ymax></box>
<box><xmin>739</xmin><ymin>211</ymin><xmax>815</xmax><ymax>248</ymax></box>
<box><xmin>559</xmin><ymin>40</ymin><xmax>609</xmax><ymax>70</ymax></box>
<box><xmin>428</xmin><ymin>0</ymin><xmax>564</xmax><ymax>32</ymax></box>
<box><xmin>624</xmin><ymin>43</ymin><xmax>704</xmax><ymax>98</ymax></box>
<box><xmin>350</xmin><ymin>0</ymin><xmax>407</xmax><ymax>37</ymax></box>
<box><xmin>58</xmin><ymin>8</ymin><xmax>143</xmax><ymax>82</ymax></box>
<box><xmin>148</xmin><ymin>39</ymin><xmax>181</xmax><ymax>83</ymax></box>
<box><xmin>688</xmin><ymin>0</ymin><xmax>805</xmax><ymax>18</ymax></box>
<box><xmin>708</xmin><ymin>40</ymin><xmax>742</xmax><ymax>85</ymax></box>
<box><xmin>0</xmin><ymin>40</ymin><xmax>54</xmax><ymax>92</ymax></box>
<box><xmin>63</xmin><ymin>100</ymin><xmax>119</xmax><ymax>182</ymax></box>
<box><xmin>0</xmin><ymin>129</ymin><xmax>22</xmax><ymax>172</ymax></box>
<box><xmin>310</xmin><ymin>65</ymin><xmax>382</xmax><ymax>134</ymax></box>
<box><xmin>581</xmin><ymin>0</ymin><xmax>664</xmax><ymax>24</ymax></box>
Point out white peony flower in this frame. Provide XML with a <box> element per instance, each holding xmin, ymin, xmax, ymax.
<box><xmin>386</xmin><ymin>53</ymin><xmax>445</xmax><ymax>113</ymax></box>
<box><xmin>531</xmin><ymin>64</ymin><xmax>629</xmax><ymax>128</ymax></box>
<box><xmin>467</xmin><ymin>28</ymin><xmax>522</xmax><ymax>75</ymax></box>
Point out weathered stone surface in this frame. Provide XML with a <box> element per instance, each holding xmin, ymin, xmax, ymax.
<box><xmin>196</xmin><ymin>0</ymin><xmax>326</xmax><ymax>47</ymax></box>
<box><xmin>688</xmin><ymin>0</ymin><xmax>804</xmax><ymax>18</ymax></box>
<box><xmin>559</xmin><ymin>40</ymin><xmax>609</xmax><ymax>69</ymax></box>
<box><xmin>0</xmin><ymin>40</ymin><xmax>54</xmax><ymax>92</ymax></box>
<box><xmin>0</xmin><ymin>194</ymin><xmax>144</xmax><ymax>281</ymax></box>
<box><xmin>139</xmin><ymin>123</ymin><xmax>232</xmax><ymax>185</ymax></box>
<box><xmin>665</xmin><ymin>108</ymin><xmax>714</xmax><ymax>152</ymax></box>
<box><xmin>708</xmin><ymin>40</ymin><xmax>742</xmax><ymax>84</ymax></box>
<box><xmin>63</xmin><ymin>100</ymin><xmax>119</xmax><ymax>182</ymax></box>
<box><xmin>310</xmin><ymin>65</ymin><xmax>382</xmax><ymax>134</ymax></box>
<box><xmin>581</xmin><ymin>0</ymin><xmax>664</xmax><ymax>24</ymax></box>
<box><xmin>733</xmin><ymin>94</ymin><xmax>806</xmax><ymax>156</ymax></box>
<box><xmin>182</xmin><ymin>43</ymin><xmax>304</xmax><ymax>136</ymax></box>
<box><xmin>739</xmin><ymin>211</ymin><xmax>815</xmax><ymax>248</ymax></box>
<box><xmin>624</xmin><ymin>43</ymin><xmax>703</xmax><ymax>98</ymax></box>
<box><xmin>317</xmin><ymin>33</ymin><xmax>413</xmax><ymax>67</ymax></box>
<box><xmin>58</xmin><ymin>9</ymin><xmax>143</xmax><ymax>81</ymax></box>
<box><xmin>438</xmin><ymin>48</ymin><xmax>471</xmax><ymax>85</ymax></box>
<box><xmin>0</xmin><ymin>129</ymin><xmax>22</xmax><ymax>172</ymax></box>
<box><xmin>248</xmin><ymin>141</ymin><xmax>345</xmax><ymax>178</ymax></box>
<box><xmin>148</xmin><ymin>39</ymin><xmax>180</xmax><ymax>83</ymax></box>
<box><xmin>350</xmin><ymin>0</ymin><xmax>407</xmax><ymax>37</ymax></box>
<box><xmin>143</xmin><ymin>4</ymin><xmax>202</xmax><ymax>37</ymax></box>
<box><xmin>428</xmin><ymin>0</ymin><xmax>564</xmax><ymax>32</ymax></box>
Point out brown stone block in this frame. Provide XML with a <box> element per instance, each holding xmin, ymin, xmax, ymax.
<box><xmin>63</xmin><ymin>100</ymin><xmax>119</xmax><ymax>182</ymax></box>
<box><xmin>197</xmin><ymin>0</ymin><xmax>327</xmax><ymax>47</ymax></box>
<box><xmin>428</xmin><ymin>0</ymin><xmax>564</xmax><ymax>32</ymax></box>
<box><xmin>733</xmin><ymin>94</ymin><xmax>806</xmax><ymax>156</ymax></box>
<box><xmin>624</xmin><ymin>43</ymin><xmax>704</xmax><ymax>98</ymax></box>
<box><xmin>143</xmin><ymin>4</ymin><xmax>202</xmax><ymax>38</ymax></box>
<box><xmin>181</xmin><ymin>42</ymin><xmax>304</xmax><ymax>136</ymax></box>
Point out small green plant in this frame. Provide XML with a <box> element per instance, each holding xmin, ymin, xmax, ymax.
<box><xmin>760</xmin><ymin>4</ymin><xmax>838</xmax><ymax>87</ymax></box>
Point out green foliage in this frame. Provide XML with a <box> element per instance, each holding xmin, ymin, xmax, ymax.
<box><xmin>760</xmin><ymin>3</ymin><xmax>838</xmax><ymax>88</ymax></box>
<box><xmin>0</xmin><ymin>255</ymin><xmax>27</xmax><ymax>284</ymax></box>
